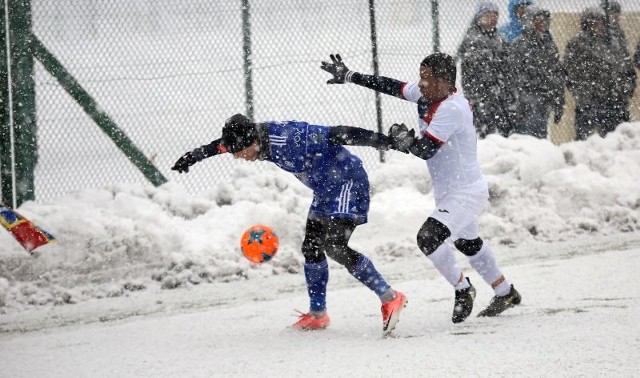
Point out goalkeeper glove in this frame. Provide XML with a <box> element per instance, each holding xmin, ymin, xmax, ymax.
<box><xmin>171</xmin><ymin>147</ymin><xmax>207</xmax><ymax>173</ymax></box>
<box><xmin>388</xmin><ymin>123</ymin><xmax>415</xmax><ymax>153</ymax></box>
<box><xmin>320</xmin><ymin>53</ymin><xmax>350</xmax><ymax>84</ymax></box>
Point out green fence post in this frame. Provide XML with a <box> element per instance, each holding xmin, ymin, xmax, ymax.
<box><xmin>369</xmin><ymin>0</ymin><xmax>385</xmax><ymax>163</ymax></box>
<box><xmin>242</xmin><ymin>0</ymin><xmax>254</xmax><ymax>121</ymax></box>
<box><xmin>8</xmin><ymin>0</ymin><xmax>37</xmax><ymax>206</ymax></box>
<box><xmin>431</xmin><ymin>0</ymin><xmax>440</xmax><ymax>53</ymax></box>
<box><xmin>30</xmin><ymin>35</ymin><xmax>167</xmax><ymax>187</ymax></box>
<box><xmin>0</xmin><ymin>0</ymin><xmax>12</xmax><ymax>206</ymax></box>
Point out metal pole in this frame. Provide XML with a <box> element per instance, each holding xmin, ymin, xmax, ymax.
<box><xmin>8</xmin><ymin>0</ymin><xmax>38</xmax><ymax>206</ymax></box>
<box><xmin>3</xmin><ymin>0</ymin><xmax>17</xmax><ymax>208</ymax></box>
<box><xmin>431</xmin><ymin>0</ymin><xmax>440</xmax><ymax>53</ymax></box>
<box><xmin>368</xmin><ymin>0</ymin><xmax>384</xmax><ymax>163</ymax></box>
<box><xmin>242</xmin><ymin>0</ymin><xmax>254</xmax><ymax>121</ymax></box>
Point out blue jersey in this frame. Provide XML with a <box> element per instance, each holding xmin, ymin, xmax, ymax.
<box><xmin>264</xmin><ymin>121</ymin><xmax>370</xmax><ymax>224</ymax></box>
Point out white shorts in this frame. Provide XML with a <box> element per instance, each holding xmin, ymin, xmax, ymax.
<box><xmin>430</xmin><ymin>192</ymin><xmax>488</xmax><ymax>241</ymax></box>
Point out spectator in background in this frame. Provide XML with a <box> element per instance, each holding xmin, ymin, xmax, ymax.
<box><xmin>509</xmin><ymin>6</ymin><xmax>564</xmax><ymax>138</ymax></box>
<box><xmin>498</xmin><ymin>0</ymin><xmax>533</xmax><ymax>44</ymax></box>
<box><xmin>606</xmin><ymin>2</ymin><xmax>629</xmax><ymax>56</ymax></box>
<box><xmin>635</xmin><ymin>40</ymin><xmax>640</xmax><ymax>69</ymax></box>
<box><xmin>604</xmin><ymin>1</ymin><xmax>637</xmax><ymax>127</ymax></box>
<box><xmin>564</xmin><ymin>8</ymin><xmax>635</xmax><ymax>140</ymax></box>
<box><xmin>457</xmin><ymin>2</ymin><xmax>514</xmax><ymax>138</ymax></box>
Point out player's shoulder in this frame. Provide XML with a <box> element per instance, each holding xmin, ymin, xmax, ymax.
<box><xmin>268</xmin><ymin>120</ymin><xmax>312</xmax><ymax>131</ymax></box>
<box><xmin>439</xmin><ymin>93</ymin><xmax>470</xmax><ymax>115</ymax></box>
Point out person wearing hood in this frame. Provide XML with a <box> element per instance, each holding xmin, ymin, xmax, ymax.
<box><xmin>564</xmin><ymin>7</ymin><xmax>636</xmax><ymax>140</ymax></box>
<box><xmin>498</xmin><ymin>0</ymin><xmax>532</xmax><ymax>44</ymax></box>
<box><xmin>509</xmin><ymin>6</ymin><xmax>565</xmax><ymax>138</ymax></box>
<box><xmin>456</xmin><ymin>1</ymin><xmax>515</xmax><ymax>138</ymax></box>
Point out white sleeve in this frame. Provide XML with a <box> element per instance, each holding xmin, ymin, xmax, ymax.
<box><xmin>401</xmin><ymin>81</ymin><xmax>422</xmax><ymax>103</ymax></box>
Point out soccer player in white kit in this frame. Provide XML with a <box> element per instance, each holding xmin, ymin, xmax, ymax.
<box><xmin>321</xmin><ymin>52</ymin><xmax>521</xmax><ymax>322</ymax></box>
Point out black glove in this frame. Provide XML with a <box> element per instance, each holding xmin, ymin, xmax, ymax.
<box><xmin>388</xmin><ymin>123</ymin><xmax>415</xmax><ymax>153</ymax></box>
<box><xmin>320</xmin><ymin>54</ymin><xmax>350</xmax><ymax>84</ymax></box>
<box><xmin>171</xmin><ymin>147</ymin><xmax>207</xmax><ymax>173</ymax></box>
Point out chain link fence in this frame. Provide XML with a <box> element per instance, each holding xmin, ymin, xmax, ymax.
<box><xmin>16</xmin><ymin>0</ymin><xmax>640</xmax><ymax>201</ymax></box>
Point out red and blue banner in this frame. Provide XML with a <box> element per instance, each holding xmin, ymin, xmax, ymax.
<box><xmin>0</xmin><ymin>204</ymin><xmax>55</xmax><ymax>253</ymax></box>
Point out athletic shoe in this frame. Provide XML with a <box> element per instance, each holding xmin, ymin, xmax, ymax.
<box><xmin>477</xmin><ymin>285</ymin><xmax>522</xmax><ymax>317</ymax></box>
<box><xmin>291</xmin><ymin>310</ymin><xmax>331</xmax><ymax>330</ymax></box>
<box><xmin>452</xmin><ymin>278</ymin><xmax>476</xmax><ymax>323</ymax></box>
<box><xmin>381</xmin><ymin>291</ymin><xmax>407</xmax><ymax>337</ymax></box>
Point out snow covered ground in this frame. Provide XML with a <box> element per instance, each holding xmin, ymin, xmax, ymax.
<box><xmin>1</xmin><ymin>123</ymin><xmax>640</xmax><ymax>377</ymax></box>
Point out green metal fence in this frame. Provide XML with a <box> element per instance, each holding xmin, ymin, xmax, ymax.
<box><xmin>1</xmin><ymin>0</ymin><xmax>639</xmax><ymax>204</ymax></box>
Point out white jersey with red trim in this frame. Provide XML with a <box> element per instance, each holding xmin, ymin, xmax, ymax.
<box><xmin>401</xmin><ymin>82</ymin><xmax>487</xmax><ymax>201</ymax></box>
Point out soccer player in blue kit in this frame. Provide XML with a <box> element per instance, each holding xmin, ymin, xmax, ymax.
<box><xmin>172</xmin><ymin>114</ymin><xmax>407</xmax><ymax>336</ymax></box>
<box><xmin>321</xmin><ymin>52</ymin><xmax>521</xmax><ymax>322</ymax></box>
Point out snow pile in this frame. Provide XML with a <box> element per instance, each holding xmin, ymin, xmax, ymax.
<box><xmin>1</xmin><ymin>123</ymin><xmax>639</xmax><ymax>312</ymax></box>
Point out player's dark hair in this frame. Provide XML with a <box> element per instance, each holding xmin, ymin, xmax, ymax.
<box><xmin>221</xmin><ymin>113</ymin><xmax>257</xmax><ymax>153</ymax></box>
<box><xmin>420</xmin><ymin>53</ymin><xmax>456</xmax><ymax>85</ymax></box>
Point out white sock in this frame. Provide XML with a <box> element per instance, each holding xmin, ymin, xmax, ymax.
<box><xmin>493</xmin><ymin>280</ymin><xmax>511</xmax><ymax>297</ymax></box>
<box><xmin>427</xmin><ymin>243</ymin><xmax>464</xmax><ymax>287</ymax></box>
<box><xmin>467</xmin><ymin>243</ymin><xmax>511</xmax><ymax>296</ymax></box>
<box><xmin>454</xmin><ymin>277</ymin><xmax>470</xmax><ymax>291</ymax></box>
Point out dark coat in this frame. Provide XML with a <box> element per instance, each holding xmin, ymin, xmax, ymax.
<box><xmin>564</xmin><ymin>8</ymin><xmax>636</xmax><ymax>109</ymax></box>
<box><xmin>564</xmin><ymin>31</ymin><xmax>618</xmax><ymax>107</ymax></box>
<box><xmin>509</xmin><ymin>28</ymin><xmax>564</xmax><ymax>113</ymax></box>
<box><xmin>457</xmin><ymin>24</ymin><xmax>514</xmax><ymax>136</ymax></box>
<box><xmin>610</xmin><ymin>25</ymin><xmax>629</xmax><ymax>57</ymax></box>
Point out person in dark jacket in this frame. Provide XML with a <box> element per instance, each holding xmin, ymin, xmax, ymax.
<box><xmin>606</xmin><ymin>2</ymin><xmax>629</xmax><ymax>56</ymax></box>
<box><xmin>603</xmin><ymin>1</ymin><xmax>637</xmax><ymax>128</ymax></box>
<box><xmin>564</xmin><ymin>8</ymin><xmax>634</xmax><ymax>140</ymax></box>
<box><xmin>635</xmin><ymin>40</ymin><xmax>640</xmax><ymax>69</ymax></box>
<box><xmin>509</xmin><ymin>6</ymin><xmax>565</xmax><ymax>138</ymax></box>
<box><xmin>498</xmin><ymin>0</ymin><xmax>533</xmax><ymax>44</ymax></box>
<box><xmin>457</xmin><ymin>2</ymin><xmax>514</xmax><ymax>138</ymax></box>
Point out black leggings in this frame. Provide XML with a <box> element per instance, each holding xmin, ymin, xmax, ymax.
<box><xmin>301</xmin><ymin>217</ymin><xmax>360</xmax><ymax>269</ymax></box>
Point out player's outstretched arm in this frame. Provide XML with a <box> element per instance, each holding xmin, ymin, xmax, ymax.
<box><xmin>171</xmin><ymin>138</ymin><xmax>227</xmax><ymax>173</ymax></box>
<box><xmin>329</xmin><ymin>125</ymin><xmax>409</xmax><ymax>154</ymax></box>
<box><xmin>329</xmin><ymin>126</ymin><xmax>390</xmax><ymax>150</ymax></box>
<box><xmin>321</xmin><ymin>53</ymin><xmax>406</xmax><ymax>99</ymax></box>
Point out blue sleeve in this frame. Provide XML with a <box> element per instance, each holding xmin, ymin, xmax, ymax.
<box><xmin>304</xmin><ymin>124</ymin><xmax>332</xmax><ymax>155</ymax></box>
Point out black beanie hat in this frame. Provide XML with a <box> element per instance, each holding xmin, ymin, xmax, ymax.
<box><xmin>221</xmin><ymin>114</ymin><xmax>257</xmax><ymax>153</ymax></box>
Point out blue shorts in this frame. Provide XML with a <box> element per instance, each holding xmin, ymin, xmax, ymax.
<box><xmin>309</xmin><ymin>178</ymin><xmax>369</xmax><ymax>225</ymax></box>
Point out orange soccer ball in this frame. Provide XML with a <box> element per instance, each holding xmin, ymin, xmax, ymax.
<box><xmin>240</xmin><ymin>225</ymin><xmax>279</xmax><ymax>263</ymax></box>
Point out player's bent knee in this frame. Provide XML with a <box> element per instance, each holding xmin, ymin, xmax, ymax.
<box><xmin>324</xmin><ymin>243</ymin><xmax>355</xmax><ymax>267</ymax></box>
<box><xmin>454</xmin><ymin>237</ymin><xmax>483</xmax><ymax>256</ymax></box>
<box><xmin>416</xmin><ymin>217</ymin><xmax>451</xmax><ymax>256</ymax></box>
<box><xmin>301</xmin><ymin>237</ymin><xmax>325</xmax><ymax>263</ymax></box>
